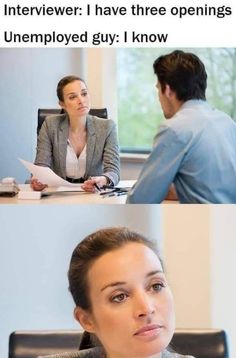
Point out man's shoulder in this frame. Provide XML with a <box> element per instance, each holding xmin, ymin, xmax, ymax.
<box><xmin>158</xmin><ymin>100</ymin><xmax>209</xmax><ymax>138</ymax></box>
<box><xmin>174</xmin><ymin>99</ymin><xmax>233</xmax><ymax>125</ymax></box>
<box><xmin>156</xmin><ymin>118</ymin><xmax>187</xmax><ymax>144</ymax></box>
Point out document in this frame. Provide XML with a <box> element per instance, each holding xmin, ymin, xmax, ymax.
<box><xmin>19</xmin><ymin>158</ymin><xmax>83</xmax><ymax>189</ymax></box>
<box><xmin>56</xmin><ymin>186</ymin><xmax>83</xmax><ymax>192</ymax></box>
<box><xmin>117</xmin><ymin>180</ymin><xmax>136</xmax><ymax>189</ymax></box>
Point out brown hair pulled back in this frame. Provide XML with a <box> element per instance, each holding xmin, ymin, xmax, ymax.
<box><xmin>68</xmin><ymin>227</ymin><xmax>162</xmax><ymax>311</ymax></box>
<box><xmin>57</xmin><ymin>75</ymin><xmax>86</xmax><ymax>102</ymax></box>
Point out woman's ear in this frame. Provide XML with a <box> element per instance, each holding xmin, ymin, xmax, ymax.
<box><xmin>74</xmin><ymin>307</ymin><xmax>96</xmax><ymax>333</ymax></box>
<box><xmin>59</xmin><ymin>100</ymin><xmax>65</xmax><ymax>109</ymax></box>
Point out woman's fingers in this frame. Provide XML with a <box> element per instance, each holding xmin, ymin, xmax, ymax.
<box><xmin>81</xmin><ymin>179</ymin><xmax>97</xmax><ymax>192</ymax></box>
<box><xmin>30</xmin><ymin>178</ymin><xmax>48</xmax><ymax>191</ymax></box>
<box><xmin>82</xmin><ymin>176</ymin><xmax>109</xmax><ymax>192</ymax></box>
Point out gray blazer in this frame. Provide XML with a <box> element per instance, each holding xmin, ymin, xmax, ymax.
<box><xmin>35</xmin><ymin>114</ymin><xmax>120</xmax><ymax>185</ymax></box>
<box><xmin>38</xmin><ymin>348</ymin><xmax>195</xmax><ymax>358</ymax></box>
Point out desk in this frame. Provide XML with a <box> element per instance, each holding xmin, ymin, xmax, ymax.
<box><xmin>0</xmin><ymin>182</ymin><xmax>130</xmax><ymax>205</ymax></box>
<box><xmin>0</xmin><ymin>182</ymin><xmax>178</xmax><ymax>205</ymax></box>
<box><xmin>0</xmin><ymin>191</ymin><xmax>128</xmax><ymax>205</ymax></box>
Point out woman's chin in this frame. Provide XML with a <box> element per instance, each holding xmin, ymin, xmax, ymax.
<box><xmin>78</xmin><ymin>107</ymin><xmax>89</xmax><ymax>115</ymax></box>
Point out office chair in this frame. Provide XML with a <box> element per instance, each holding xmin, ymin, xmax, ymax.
<box><xmin>9</xmin><ymin>329</ymin><xmax>229</xmax><ymax>358</ymax></box>
<box><xmin>170</xmin><ymin>329</ymin><xmax>229</xmax><ymax>358</ymax></box>
<box><xmin>37</xmin><ymin>108</ymin><xmax>108</xmax><ymax>135</ymax></box>
<box><xmin>9</xmin><ymin>330</ymin><xmax>83</xmax><ymax>358</ymax></box>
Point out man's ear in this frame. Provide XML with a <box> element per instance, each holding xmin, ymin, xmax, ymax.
<box><xmin>165</xmin><ymin>84</ymin><xmax>175</xmax><ymax>99</ymax></box>
<box><xmin>74</xmin><ymin>307</ymin><xmax>96</xmax><ymax>333</ymax></box>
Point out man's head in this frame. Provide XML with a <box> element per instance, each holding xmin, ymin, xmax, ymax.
<box><xmin>153</xmin><ymin>50</ymin><xmax>207</xmax><ymax>118</ymax></box>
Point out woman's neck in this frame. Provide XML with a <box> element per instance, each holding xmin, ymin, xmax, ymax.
<box><xmin>68</xmin><ymin>115</ymin><xmax>87</xmax><ymax>132</ymax></box>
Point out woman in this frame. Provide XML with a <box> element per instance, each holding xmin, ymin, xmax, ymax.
<box><xmin>41</xmin><ymin>227</ymin><xmax>195</xmax><ymax>358</ymax></box>
<box><xmin>31</xmin><ymin>76</ymin><xmax>120</xmax><ymax>192</ymax></box>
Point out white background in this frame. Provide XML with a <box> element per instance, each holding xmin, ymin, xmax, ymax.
<box><xmin>0</xmin><ymin>0</ymin><xmax>235</xmax><ymax>47</ymax></box>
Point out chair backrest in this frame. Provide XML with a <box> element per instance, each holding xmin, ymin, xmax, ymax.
<box><xmin>170</xmin><ymin>329</ymin><xmax>229</xmax><ymax>358</ymax></box>
<box><xmin>9</xmin><ymin>330</ymin><xmax>82</xmax><ymax>358</ymax></box>
<box><xmin>9</xmin><ymin>328</ymin><xmax>229</xmax><ymax>358</ymax></box>
<box><xmin>37</xmin><ymin>108</ymin><xmax>108</xmax><ymax>135</ymax></box>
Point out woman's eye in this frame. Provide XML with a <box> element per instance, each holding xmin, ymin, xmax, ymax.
<box><xmin>152</xmin><ymin>282</ymin><xmax>165</xmax><ymax>292</ymax></box>
<box><xmin>69</xmin><ymin>95</ymin><xmax>77</xmax><ymax>100</ymax></box>
<box><xmin>82</xmin><ymin>91</ymin><xmax>88</xmax><ymax>96</ymax></box>
<box><xmin>111</xmin><ymin>293</ymin><xmax>127</xmax><ymax>303</ymax></box>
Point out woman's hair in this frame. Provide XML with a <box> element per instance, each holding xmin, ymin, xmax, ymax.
<box><xmin>153</xmin><ymin>50</ymin><xmax>207</xmax><ymax>101</ymax></box>
<box><xmin>68</xmin><ymin>227</ymin><xmax>162</xmax><ymax>311</ymax></box>
<box><xmin>57</xmin><ymin>75</ymin><xmax>86</xmax><ymax>102</ymax></box>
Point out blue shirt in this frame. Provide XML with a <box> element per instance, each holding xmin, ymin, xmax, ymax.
<box><xmin>127</xmin><ymin>100</ymin><xmax>236</xmax><ymax>203</ymax></box>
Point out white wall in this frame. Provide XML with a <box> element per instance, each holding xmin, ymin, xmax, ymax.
<box><xmin>163</xmin><ymin>206</ymin><xmax>211</xmax><ymax>328</ymax></box>
<box><xmin>120</xmin><ymin>155</ymin><xmax>146</xmax><ymax>180</ymax></box>
<box><xmin>84</xmin><ymin>48</ymin><xmax>117</xmax><ymax>123</ymax></box>
<box><xmin>211</xmin><ymin>207</ymin><xmax>236</xmax><ymax>358</ymax></box>
<box><xmin>163</xmin><ymin>205</ymin><xmax>235</xmax><ymax>357</ymax></box>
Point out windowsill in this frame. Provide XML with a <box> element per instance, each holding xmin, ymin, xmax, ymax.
<box><xmin>120</xmin><ymin>152</ymin><xmax>148</xmax><ymax>164</ymax></box>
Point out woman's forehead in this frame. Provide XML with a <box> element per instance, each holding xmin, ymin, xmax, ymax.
<box><xmin>63</xmin><ymin>80</ymin><xmax>86</xmax><ymax>92</ymax></box>
<box><xmin>87</xmin><ymin>243</ymin><xmax>163</xmax><ymax>288</ymax></box>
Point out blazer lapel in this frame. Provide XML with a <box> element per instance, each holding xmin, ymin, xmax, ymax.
<box><xmin>85</xmin><ymin>115</ymin><xmax>96</xmax><ymax>178</ymax></box>
<box><xmin>58</xmin><ymin>115</ymin><xmax>69</xmax><ymax>178</ymax></box>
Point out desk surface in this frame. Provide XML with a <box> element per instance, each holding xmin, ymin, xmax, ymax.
<box><xmin>0</xmin><ymin>182</ymin><xmax>177</xmax><ymax>205</ymax></box>
<box><xmin>0</xmin><ymin>192</ymin><xmax>127</xmax><ymax>205</ymax></box>
<box><xmin>0</xmin><ymin>182</ymin><xmax>130</xmax><ymax>205</ymax></box>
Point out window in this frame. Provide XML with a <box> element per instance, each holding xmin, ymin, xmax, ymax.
<box><xmin>117</xmin><ymin>48</ymin><xmax>236</xmax><ymax>152</ymax></box>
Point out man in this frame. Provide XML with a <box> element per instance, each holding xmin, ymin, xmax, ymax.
<box><xmin>127</xmin><ymin>50</ymin><xmax>236</xmax><ymax>203</ymax></box>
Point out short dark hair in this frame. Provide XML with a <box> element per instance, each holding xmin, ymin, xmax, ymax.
<box><xmin>57</xmin><ymin>75</ymin><xmax>86</xmax><ymax>102</ymax></box>
<box><xmin>68</xmin><ymin>227</ymin><xmax>162</xmax><ymax>311</ymax></box>
<box><xmin>153</xmin><ymin>50</ymin><xmax>207</xmax><ymax>101</ymax></box>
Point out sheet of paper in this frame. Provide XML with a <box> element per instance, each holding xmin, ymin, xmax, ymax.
<box><xmin>19</xmin><ymin>158</ymin><xmax>84</xmax><ymax>188</ymax></box>
<box><xmin>117</xmin><ymin>180</ymin><xmax>136</xmax><ymax>188</ymax></box>
<box><xmin>56</xmin><ymin>186</ymin><xmax>83</xmax><ymax>192</ymax></box>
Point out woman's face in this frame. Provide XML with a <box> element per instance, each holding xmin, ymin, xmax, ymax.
<box><xmin>77</xmin><ymin>243</ymin><xmax>175</xmax><ymax>358</ymax></box>
<box><xmin>59</xmin><ymin>80</ymin><xmax>91</xmax><ymax>118</ymax></box>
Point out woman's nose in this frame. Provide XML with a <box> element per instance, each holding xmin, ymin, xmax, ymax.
<box><xmin>77</xmin><ymin>96</ymin><xmax>83</xmax><ymax>104</ymax></box>
<box><xmin>133</xmin><ymin>293</ymin><xmax>155</xmax><ymax>318</ymax></box>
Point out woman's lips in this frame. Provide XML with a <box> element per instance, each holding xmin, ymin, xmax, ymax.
<box><xmin>134</xmin><ymin>324</ymin><xmax>163</xmax><ymax>337</ymax></box>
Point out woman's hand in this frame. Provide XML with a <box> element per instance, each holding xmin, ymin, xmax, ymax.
<box><xmin>82</xmin><ymin>176</ymin><xmax>109</xmax><ymax>192</ymax></box>
<box><xmin>30</xmin><ymin>177</ymin><xmax>48</xmax><ymax>191</ymax></box>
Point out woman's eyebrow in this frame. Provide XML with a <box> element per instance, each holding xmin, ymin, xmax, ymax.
<box><xmin>100</xmin><ymin>271</ymin><xmax>164</xmax><ymax>292</ymax></box>
<box><xmin>66</xmin><ymin>91</ymin><xmax>77</xmax><ymax>95</ymax></box>
<box><xmin>146</xmin><ymin>270</ymin><xmax>164</xmax><ymax>278</ymax></box>
<box><xmin>100</xmin><ymin>281</ymin><xmax>126</xmax><ymax>292</ymax></box>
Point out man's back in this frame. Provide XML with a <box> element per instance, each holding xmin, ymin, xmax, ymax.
<box><xmin>127</xmin><ymin>100</ymin><xmax>236</xmax><ymax>203</ymax></box>
<box><xmin>169</xmin><ymin>100</ymin><xmax>236</xmax><ymax>203</ymax></box>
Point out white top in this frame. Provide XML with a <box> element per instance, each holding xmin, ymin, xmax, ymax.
<box><xmin>66</xmin><ymin>140</ymin><xmax>87</xmax><ymax>179</ymax></box>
